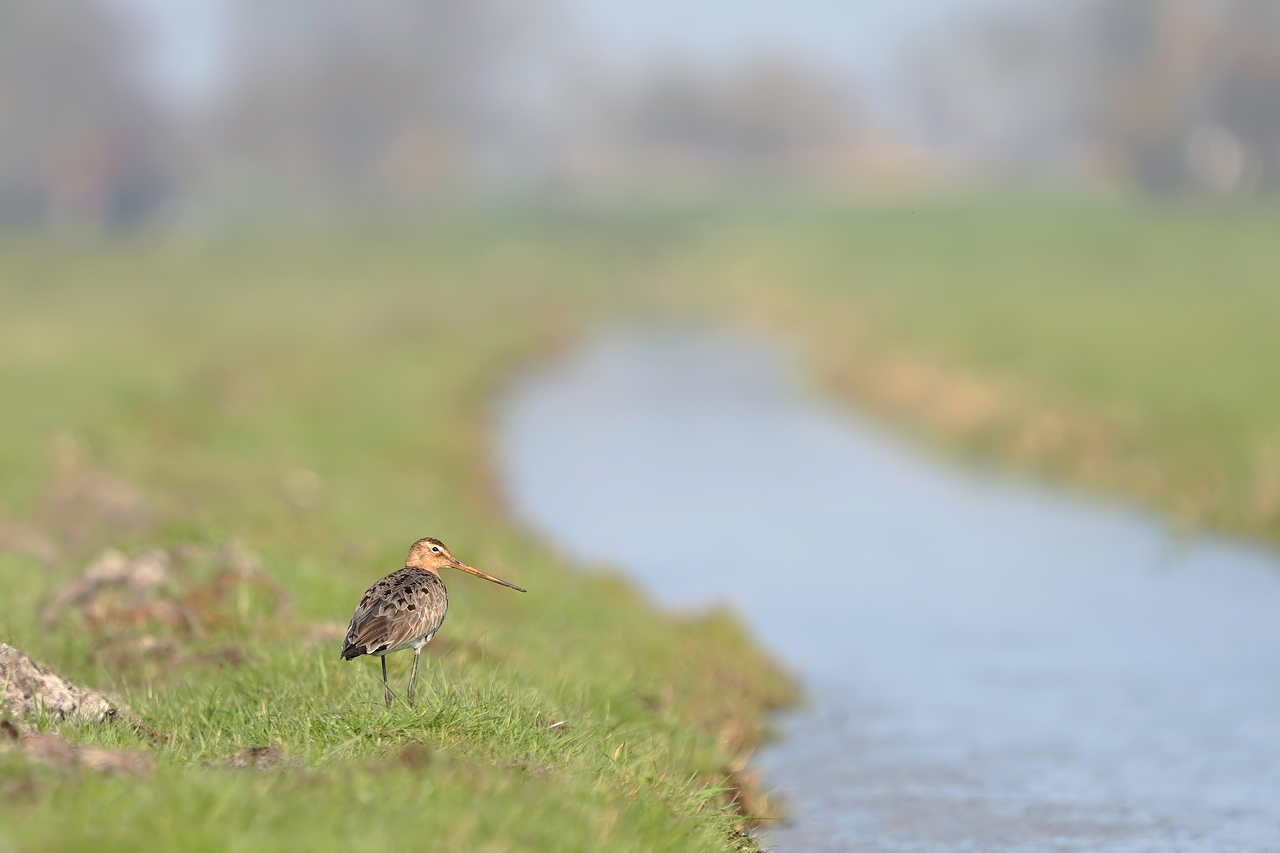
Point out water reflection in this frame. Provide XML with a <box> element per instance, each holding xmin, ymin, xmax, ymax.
<box><xmin>497</xmin><ymin>329</ymin><xmax>1280</xmax><ymax>851</ymax></box>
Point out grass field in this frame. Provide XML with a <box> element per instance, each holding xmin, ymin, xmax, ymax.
<box><xmin>3</xmin><ymin>202</ymin><xmax>1278</xmax><ymax>850</ymax></box>
<box><xmin>658</xmin><ymin>203</ymin><xmax>1280</xmax><ymax>538</ymax></box>
<box><xmin>0</xmin><ymin>225</ymin><xmax>792</xmax><ymax>852</ymax></box>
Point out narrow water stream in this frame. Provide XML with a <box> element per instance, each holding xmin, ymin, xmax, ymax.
<box><xmin>496</xmin><ymin>329</ymin><xmax>1280</xmax><ymax>852</ymax></box>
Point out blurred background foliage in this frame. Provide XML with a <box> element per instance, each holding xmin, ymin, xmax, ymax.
<box><xmin>3</xmin><ymin>0</ymin><xmax>1280</xmax><ymax>235</ymax></box>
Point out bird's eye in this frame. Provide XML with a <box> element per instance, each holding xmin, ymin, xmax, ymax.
<box><xmin>431</xmin><ymin>546</ymin><xmax>440</xmax><ymax>552</ymax></box>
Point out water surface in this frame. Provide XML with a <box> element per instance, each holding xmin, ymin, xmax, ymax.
<box><xmin>497</xmin><ymin>329</ymin><xmax>1280</xmax><ymax>852</ymax></box>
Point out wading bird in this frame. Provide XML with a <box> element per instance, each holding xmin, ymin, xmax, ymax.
<box><xmin>341</xmin><ymin>537</ymin><xmax>525</xmax><ymax>707</ymax></box>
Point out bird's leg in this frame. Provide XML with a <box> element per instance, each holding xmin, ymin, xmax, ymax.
<box><xmin>408</xmin><ymin>648</ymin><xmax>421</xmax><ymax>707</ymax></box>
<box><xmin>382</xmin><ymin>655</ymin><xmax>393</xmax><ymax>708</ymax></box>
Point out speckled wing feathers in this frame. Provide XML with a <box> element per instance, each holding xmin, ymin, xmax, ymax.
<box><xmin>341</xmin><ymin>567</ymin><xmax>448</xmax><ymax>659</ymax></box>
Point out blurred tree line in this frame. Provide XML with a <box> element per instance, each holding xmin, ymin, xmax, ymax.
<box><xmin>0</xmin><ymin>0</ymin><xmax>171</xmax><ymax>229</ymax></box>
<box><xmin>1</xmin><ymin>0</ymin><xmax>1278</xmax><ymax>231</ymax></box>
<box><xmin>906</xmin><ymin>0</ymin><xmax>1280</xmax><ymax>193</ymax></box>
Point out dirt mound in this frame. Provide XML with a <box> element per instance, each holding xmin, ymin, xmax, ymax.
<box><xmin>0</xmin><ymin>643</ymin><xmax>118</xmax><ymax>723</ymax></box>
<box><xmin>1</xmin><ymin>719</ymin><xmax>152</xmax><ymax>776</ymax></box>
<box><xmin>39</xmin><ymin>541</ymin><xmax>290</xmax><ymax>674</ymax></box>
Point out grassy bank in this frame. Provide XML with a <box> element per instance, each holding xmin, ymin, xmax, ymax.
<box><xmin>0</xmin><ymin>226</ymin><xmax>793</xmax><ymax>851</ymax></box>
<box><xmin>655</xmin><ymin>203</ymin><xmax>1280</xmax><ymax>539</ymax></box>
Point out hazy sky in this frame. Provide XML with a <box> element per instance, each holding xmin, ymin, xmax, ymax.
<box><xmin>572</xmin><ymin>0</ymin><xmax>991</xmax><ymax>77</ymax></box>
<box><xmin>113</xmin><ymin>0</ymin><xmax>996</xmax><ymax>102</ymax></box>
<box><xmin>109</xmin><ymin>0</ymin><xmax>229</xmax><ymax>101</ymax></box>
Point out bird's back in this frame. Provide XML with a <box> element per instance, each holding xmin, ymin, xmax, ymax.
<box><xmin>341</xmin><ymin>567</ymin><xmax>448</xmax><ymax>659</ymax></box>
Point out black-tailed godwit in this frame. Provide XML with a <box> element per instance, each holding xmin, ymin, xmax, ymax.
<box><xmin>341</xmin><ymin>538</ymin><xmax>525</xmax><ymax>707</ymax></box>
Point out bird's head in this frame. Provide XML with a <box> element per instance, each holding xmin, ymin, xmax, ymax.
<box><xmin>406</xmin><ymin>537</ymin><xmax>526</xmax><ymax>592</ymax></box>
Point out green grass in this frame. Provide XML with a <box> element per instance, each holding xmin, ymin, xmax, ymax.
<box><xmin>4</xmin><ymin>202</ymin><xmax>1279</xmax><ymax>849</ymax></box>
<box><xmin>0</xmin><ymin>223</ymin><xmax>791</xmax><ymax>852</ymax></box>
<box><xmin>652</xmin><ymin>202</ymin><xmax>1280</xmax><ymax>535</ymax></box>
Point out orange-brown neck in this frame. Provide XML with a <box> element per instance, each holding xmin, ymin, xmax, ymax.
<box><xmin>405</xmin><ymin>560</ymin><xmax>445</xmax><ymax>577</ymax></box>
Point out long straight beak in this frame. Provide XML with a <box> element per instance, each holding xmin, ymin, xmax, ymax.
<box><xmin>451</xmin><ymin>559</ymin><xmax>526</xmax><ymax>593</ymax></box>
